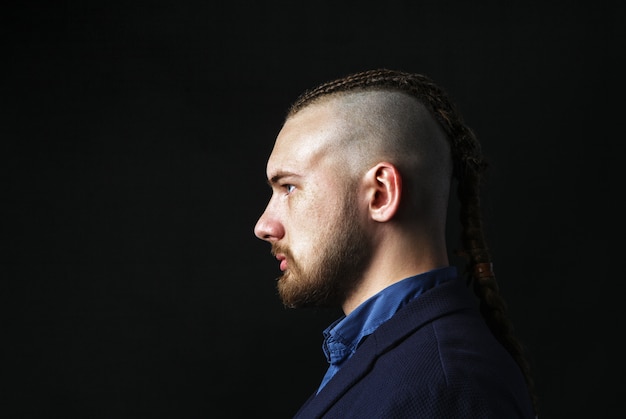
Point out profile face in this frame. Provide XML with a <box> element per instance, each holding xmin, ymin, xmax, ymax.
<box><xmin>254</xmin><ymin>102</ymin><xmax>371</xmax><ymax>308</ymax></box>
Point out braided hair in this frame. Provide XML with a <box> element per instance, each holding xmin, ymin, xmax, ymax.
<box><xmin>287</xmin><ymin>68</ymin><xmax>537</xmax><ymax>413</ymax></box>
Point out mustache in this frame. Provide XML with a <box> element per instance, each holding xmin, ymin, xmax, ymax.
<box><xmin>271</xmin><ymin>245</ymin><xmax>291</xmax><ymax>258</ymax></box>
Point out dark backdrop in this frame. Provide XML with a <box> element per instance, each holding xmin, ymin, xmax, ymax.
<box><xmin>4</xmin><ymin>1</ymin><xmax>624</xmax><ymax>418</ymax></box>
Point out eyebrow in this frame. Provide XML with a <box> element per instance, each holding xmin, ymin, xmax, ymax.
<box><xmin>268</xmin><ymin>171</ymin><xmax>299</xmax><ymax>187</ymax></box>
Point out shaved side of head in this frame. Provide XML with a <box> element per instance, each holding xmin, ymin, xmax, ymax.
<box><xmin>293</xmin><ymin>90</ymin><xmax>453</xmax><ymax>227</ymax></box>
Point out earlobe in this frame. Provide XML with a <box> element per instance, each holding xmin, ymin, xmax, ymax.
<box><xmin>366</xmin><ymin>162</ymin><xmax>402</xmax><ymax>222</ymax></box>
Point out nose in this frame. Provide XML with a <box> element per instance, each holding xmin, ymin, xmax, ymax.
<box><xmin>254</xmin><ymin>207</ymin><xmax>284</xmax><ymax>242</ymax></box>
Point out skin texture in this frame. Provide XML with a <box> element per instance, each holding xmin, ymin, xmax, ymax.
<box><xmin>254</xmin><ymin>90</ymin><xmax>452</xmax><ymax>315</ymax></box>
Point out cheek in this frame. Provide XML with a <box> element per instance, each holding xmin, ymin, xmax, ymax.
<box><xmin>287</xmin><ymin>192</ymin><xmax>342</xmax><ymax>249</ymax></box>
<box><xmin>289</xmin><ymin>206</ymin><xmax>327</xmax><ymax>246</ymax></box>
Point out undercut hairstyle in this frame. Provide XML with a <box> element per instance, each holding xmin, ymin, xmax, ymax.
<box><xmin>287</xmin><ymin>68</ymin><xmax>538</xmax><ymax>414</ymax></box>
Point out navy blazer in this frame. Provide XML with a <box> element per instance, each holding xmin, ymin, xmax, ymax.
<box><xmin>293</xmin><ymin>278</ymin><xmax>535</xmax><ymax>418</ymax></box>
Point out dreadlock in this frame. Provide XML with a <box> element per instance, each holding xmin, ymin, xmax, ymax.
<box><xmin>288</xmin><ymin>68</ymin><xmax>538</xmax><ymax>414</ymax></box>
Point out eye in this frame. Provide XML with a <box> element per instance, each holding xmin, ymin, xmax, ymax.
<box><xmin>284</xmin><ymin>184</ymin><xmax>295</xmax><ymax>195</ymax></box>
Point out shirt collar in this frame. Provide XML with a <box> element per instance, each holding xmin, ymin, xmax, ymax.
<box><xmin>321</xmin><ymin>266</ymin><xmax>457</xmax><ymax>367</ymax></box>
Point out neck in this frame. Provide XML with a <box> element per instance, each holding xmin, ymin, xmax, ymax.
<box><xmin>341</xmin><ymin>231</ymin><xmax>449</xmax><ymax>315</ymax></box>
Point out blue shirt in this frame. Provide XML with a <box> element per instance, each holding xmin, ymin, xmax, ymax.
<box><xmin>316</xmin><ymin>266</ymin><xmax>457</xmax><ymax>394</ymax></box>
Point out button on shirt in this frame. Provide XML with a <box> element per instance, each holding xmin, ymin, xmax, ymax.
<box><xmin>316</xmin><ymin>266</ymin><xmax>457</xmax><ymax>394</ymax></box>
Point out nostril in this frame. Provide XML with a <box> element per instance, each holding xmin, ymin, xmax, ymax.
<box><xmin>254</xmin><ymin>216</ymin><xmax>283</xmax><ymax>242</ymax></box>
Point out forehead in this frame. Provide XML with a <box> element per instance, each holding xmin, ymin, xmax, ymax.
<box><xmin>266</xmin><ymin>102</ymin><xmax>345</xmax><ymax>176</ymax></box>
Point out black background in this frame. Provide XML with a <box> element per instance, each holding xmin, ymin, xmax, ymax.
<box><xmin>4</xmin><ymin>1</ymin><xmax>624</xmax><ymax>418</ymax></box>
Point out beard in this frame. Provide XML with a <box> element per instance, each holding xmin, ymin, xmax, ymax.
<box><xmin>273</xmin><ymin>190</ymin><xmax>372</xmax><ymax>308</ymax></box>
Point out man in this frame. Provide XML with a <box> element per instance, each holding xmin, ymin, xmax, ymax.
<box><xmin>254</xmin><ymin>69</ymin><xmax>537</xmax><ymax>418</ymax></box>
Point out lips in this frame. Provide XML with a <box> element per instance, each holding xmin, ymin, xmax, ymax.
<box><xmin>276</xmin><ymin>254</ymin><xmax>287</xmax><ymax>271</ymax></box>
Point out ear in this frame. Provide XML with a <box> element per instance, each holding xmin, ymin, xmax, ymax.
<box><xmin>363</xmin><ymin>162</ymin><xmax>402</xmax><ymax>222</ymax></box>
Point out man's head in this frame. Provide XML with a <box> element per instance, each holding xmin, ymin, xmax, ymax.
<box><xmin>254</xmin><ymin>70</ymin><xmax>461</xmax><ymax>310</ymax></box>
